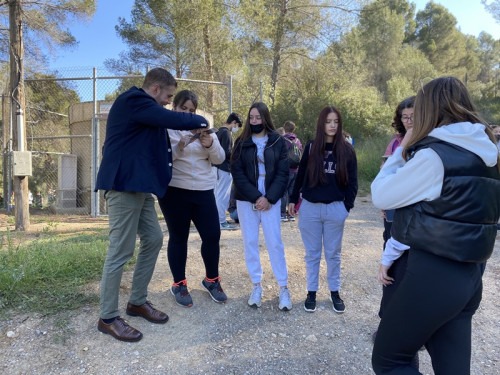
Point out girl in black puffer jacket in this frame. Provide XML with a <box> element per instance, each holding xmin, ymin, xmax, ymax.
<box><xmin>230</xmin><ymin>102</ymin><xmax>292</xmax><ymax>311</ymax></box>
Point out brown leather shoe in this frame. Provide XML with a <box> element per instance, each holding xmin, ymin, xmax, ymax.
<box><xmin>126</xmin><ymin>301</ymin><xmax>169</xmax><ymax>324</ymax></box>
<box><xmin>97</xmin><ymin>317</ymin><xmax>142</xmax><ymax>342</ymax></box>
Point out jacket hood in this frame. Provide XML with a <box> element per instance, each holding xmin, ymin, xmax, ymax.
<box><xmin>284</xmin><ymin>133</ymin><xmax>297</xmax><ymax>141</ymax></box>
<box><xmin>429</xmin><ymin>122</ymin><xmax>499</xmax><ymax>167</ymax></box>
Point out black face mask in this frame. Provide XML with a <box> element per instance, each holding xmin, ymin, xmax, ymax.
<box><xmin>250</xmin><ymin>124</ymin><xmax>264</xmax><ymax>134</ymax></box>
<box><xmin>496</xmin><ymin>135</ymin><xmax>500</xmax><ymax>142</ymax></box>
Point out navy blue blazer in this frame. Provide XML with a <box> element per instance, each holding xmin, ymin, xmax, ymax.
<box><xmin>95</xmin><ymin>86</ymin><xmax>208</xmax><ymax>198</ymax></box>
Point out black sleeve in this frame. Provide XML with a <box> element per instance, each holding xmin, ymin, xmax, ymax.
<box><xmin>217</xmin><ymin>128</ymin><xmax>232</xmax><ymax>161</ymax></box>
<box><xmin>265</xmin><ymin>137</ymin><xmax>290</xmax><ymax>204</ymax></box>
<box><xmin>344</xmin><ymin>146</ymin><xmax>358</xmax><ymax>211</ymax></box>
<box><xmin>290</xmin><ymin>142</ymin><xmax>310</xmax><ymax>204</ymax></box>
<box><xmin>230</xmin><ymin>140</ymin><xmax>262</xmax><ymax>203</ymax></box>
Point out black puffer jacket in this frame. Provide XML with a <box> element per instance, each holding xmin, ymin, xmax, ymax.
<box><xmin>230</xmin><ymin>131</ymin><xmax>289</xmax><ymax>204</ymax></box>
<box><xmin>392</xmin><ymin>137</ymin><xmax>500</xmax><ymax>263</ymax></box>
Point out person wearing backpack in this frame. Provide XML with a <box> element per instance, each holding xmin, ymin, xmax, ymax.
<box><xmin>281</xmin><ymin>121</ymin><xmax>303</xmax><ymax>222</ymax></box>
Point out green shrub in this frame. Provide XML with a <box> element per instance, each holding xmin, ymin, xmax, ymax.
<box><xmin>355</xmin><ymin>135</ymin><xmax>393</xmax><ymax>194</ymax></box>
<box><xmin>0</xmin><ymin>229</ymin><xmax>118</xmax><ymax>316</ymax></box>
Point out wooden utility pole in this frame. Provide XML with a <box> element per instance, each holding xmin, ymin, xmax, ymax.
<box><xmin>2</xmin><ymin>94</ymin><xmax>10</xmax><ymax>210</ymax></box>
<box><xmin>9</xmin><ymin>0</ymin><xmax>30</xmax><ymax>230</ymax></box>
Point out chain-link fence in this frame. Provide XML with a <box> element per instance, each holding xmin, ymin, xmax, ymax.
<box><xmin>1</xmin><ymin>67</ymin><xmax>233</xmax><ymax>216</ymax></box>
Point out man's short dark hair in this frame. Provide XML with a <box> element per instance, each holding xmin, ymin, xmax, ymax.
<box><xmin>143</xmin><ymin>68</ymin><xmax>177</xmax><ymax>90</ymax></box>
<box><xmin>283</xmin><ymin>121</ymin><xmax>296</xmax><ymax>133</ymax></box>
<box><xmin>226</xmin><ymin>112</ymin><xmax>242</xmax><ymax>127</ymax></box>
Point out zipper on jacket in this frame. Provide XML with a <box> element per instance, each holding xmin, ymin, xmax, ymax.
<box><xmin>253</xmin><ymin>146</ymin><xmax>258</xmax><ymax>184</ymax></box>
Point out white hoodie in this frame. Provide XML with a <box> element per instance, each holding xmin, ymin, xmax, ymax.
<box><xmin>168</xmin><ymin>129</ymin><xmax>225</xmax><ymax>191</ymax></box>
<box><xmin>372</xmin><ymin>122</ymin><xmax>499</xmax><ymax>265</ymax></box>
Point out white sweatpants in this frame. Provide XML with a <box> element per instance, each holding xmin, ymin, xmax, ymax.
<box><xmin>237</xmin><ymin>200</ymin><xmax>288</xmax><ymax>286</ymax></box>
<box><xmin>214</xmin><ymin>168</ymin><xmax>233</xmax><ymax>224</ymax></box>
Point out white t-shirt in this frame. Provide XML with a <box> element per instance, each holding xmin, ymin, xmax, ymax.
<box><xmin>252</xmin><ymin>134</ymin><xmax>268</xmax><ymax>195</ymax></box>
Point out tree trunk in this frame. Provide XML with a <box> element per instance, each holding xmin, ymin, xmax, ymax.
<box><xmin>9</xmin><ymin>0</ymin><xmax>30</xmax><ymax>230</ymax></box>
<box><xmin>203</xmin><ymin>23</ymin><xmax>215</xmax><ymax>109</ymax></box>
<box><xmin>269</xmin><ymin>0</ymin><xmax>288</xmax><ymax>110</ymax></box>
<box><xmin>2</xmin><ymin>94</ymin><xmax>10</xmax><ymax>209</ymax></box>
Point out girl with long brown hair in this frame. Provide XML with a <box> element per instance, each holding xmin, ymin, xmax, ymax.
<box><xmin>371</xmin><ymin>76</ymin><xmax>500</xmax><ymax>374</ymax></box>
<box><xmin>288</xmin><ymin>106</ymin><xmax>358</xmax><ymax>313</ymax></box>
<box><xmin>230</xmin><ymin>102</ymin><xmax>292</xmax><ymax>311</ymax></box>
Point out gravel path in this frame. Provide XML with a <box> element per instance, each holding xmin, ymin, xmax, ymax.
<box><xmin>1</xmin><ymin>196</ymin><xmax>498</xmax><ymax>374</ymax></box>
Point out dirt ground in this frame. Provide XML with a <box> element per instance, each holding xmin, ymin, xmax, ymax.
<box><xmin>0</xmin><ymin>196</ymin><xmax>498</xmax><ymax>375</ymax></box>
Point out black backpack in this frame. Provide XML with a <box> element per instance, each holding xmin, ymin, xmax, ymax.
<box><xmin>283</xmin><ymin>137</ymin><xmax>301</xmax><ymax>169</ymax></box>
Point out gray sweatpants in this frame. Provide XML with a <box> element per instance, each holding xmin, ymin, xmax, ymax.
<box><xmin>298</xmin><ymin>199</ymin><xmax>348</xmax><ymax>292</ymax></box>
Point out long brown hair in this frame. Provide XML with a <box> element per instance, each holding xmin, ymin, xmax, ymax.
<box><xmin>307</xmin><ymin>106</ymin><xmax>353</xmax><ymax>188</ymax></box>
<box><xmin>238</xmin><ymin>102</ymin><xmax>275</xmax><ymax>141</ymax></box>
<box><xmin>404</xmin><ymin>76</ymin><xmax>500</xmax><ymax>171</ymax></box>
<box><xmin>231</xmin><ymin>102</ymin><xmax>275</xmax><ymax>162</ymax></box>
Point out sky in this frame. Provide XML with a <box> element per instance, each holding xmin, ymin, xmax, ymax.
<box><xmin>49</xmin><ymin>0</ymin><xmax>500</xmax><ymax>71</ymax></box>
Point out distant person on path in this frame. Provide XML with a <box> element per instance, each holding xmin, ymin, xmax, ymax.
<box><xmin>371</xmin><ymin>76</ymin><xmax>500</xmax><ymax>374</ymax></box>
<box><xmin>230</xmin><ymin>102</ymin><xmax>292</xmax><ymax>311</ymax></box>
<box><xmin>288</xmin><ymin>106</ymin><xmax>358</xmax><ymax>314</ymax></box>
<box><xmin>380</xmin><ymin>96</ymin><xmax>415</xmax><ymax>250</ymax></box>
<box><xmin>213</xmin><ymin>112</ymin><xmax>242</xmax><ymax>230</ymax></box>
<box><xmin>95</xmin><ymin>68</ymin><xmax>208</xmax><ymax>342</ymax></box>
<box><xmin>158</xmin><ymin>90</ymin><xmax>227</xmax><ymax>308</ymax></box>
<box><xmin>281</xmin><ymin>121</ymin><xmax>302</xmax><ymax>222</ymax></box>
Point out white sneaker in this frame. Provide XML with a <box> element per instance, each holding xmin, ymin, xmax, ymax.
<box><xmin>220</xmin><ymin>221</ymin><xmax>238</xmax><ymax>230</ymax></box>
<box><xmin>278</xmin><ymin>288</ymin><xmax>292</xmax><ymax>311</ymax></box>
<box><xmin>248</xmin><ymin>285</ymin><xmax>262</xmax><ymax>308</ymax></box>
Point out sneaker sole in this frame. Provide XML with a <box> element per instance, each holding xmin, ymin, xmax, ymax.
<box><xmin>201</xmin><ymin>281</ymin><xmax>227</xmax><ymax>303</ymax></box>
<box><xmin>329</xmin><ymin>296</ymin><xmax>345</xmax><ymax>314</ymax></box>
<box><xmin>304</xmin><ymin>305</ymin><xmax>316</xmax><ymax>313</ymax></box>
<box><xmin>170</xmin><ymin>287</ymin><xmax>193</xmax><ymax>308</ymax></box>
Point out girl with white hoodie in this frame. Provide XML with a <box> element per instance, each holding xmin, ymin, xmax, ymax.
<box><xmin>371</xmin><ymin>76</ymin><xmax>500</xmax><ymax>374</ymax></box>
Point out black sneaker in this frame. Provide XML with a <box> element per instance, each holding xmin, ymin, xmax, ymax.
<box><xmin>201</xmin><ymin>276</ymin><xmax>227</xmax><ymax>303</ymax></box>
<box><xmin>330</xmin><ymin>291</ymin><xmax>345</xmax><ymax>313</ymax></box>
<box><xmin>171</xmin><ymin>279</ymin><xmax>193</xmax><ymax>307</ymax></box>
<box><xmin>304</xmin><ymin>291</ymin><xmax>316</xmax><ymax>312</ymax></box>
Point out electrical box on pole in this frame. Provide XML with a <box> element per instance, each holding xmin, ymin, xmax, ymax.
<box><xmin>12</xmin><ymin>151</ymin><xmax>32</xmax><ymax>176</ymax></box>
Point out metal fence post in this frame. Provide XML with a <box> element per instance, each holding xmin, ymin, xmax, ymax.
<box><xmin>91</xmin><ymin>68</ymin><xmax>98</xmax><ymax>217</ymax></box>
<box><xmin>228</xmin><ymin>75</ymin><xmax>233</xmax><ymax>114</ymax></box>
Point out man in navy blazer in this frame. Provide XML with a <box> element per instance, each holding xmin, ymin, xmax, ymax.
<box><xmin>95</xmin><ymin>68</ymin><xmax>208</xmax><ymax>342</ymax></box>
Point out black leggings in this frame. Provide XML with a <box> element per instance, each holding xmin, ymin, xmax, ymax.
<box><xmin>158</xmin><ymin>186</ymin><xmax>221</xmax><ymax>283</ymax></box>
<box><xmin>372</xmin><ymin>249</ymin><xmax>483</xmax><ymax>375</ymax></box>
<box><xmin>378</xmin><ymin>250</ymin><xmax>409</xmax><ymax>319</ymax></box>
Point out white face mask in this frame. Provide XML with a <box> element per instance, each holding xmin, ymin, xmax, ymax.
<box><xmin>232</xmin><ymin>126</ymin><xmax>239</xmax><ymax>133</ymax></box>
